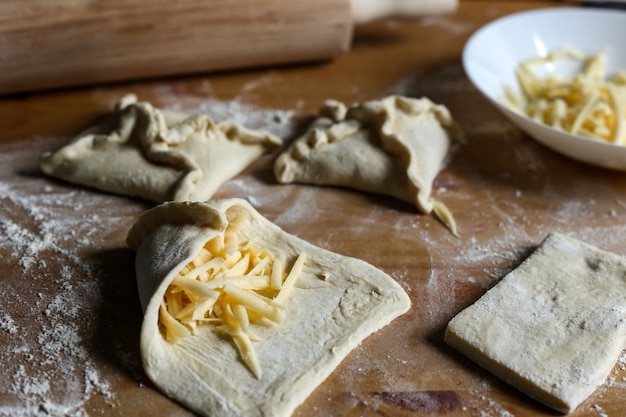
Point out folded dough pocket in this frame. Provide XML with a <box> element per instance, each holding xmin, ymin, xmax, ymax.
<box><xmin>126</xmin><ymin>198</ymin><xmax>410</xmax><ymax>417</ymax></box>
<box><xmin>40</xmin><ymin>95</ymin><xmax>281</xmax><ymax>203</ymax></box>
<box><xmin>274</xmin><ymin>95</ymin><xmax>463</xmax><ymax>234</ymax></box>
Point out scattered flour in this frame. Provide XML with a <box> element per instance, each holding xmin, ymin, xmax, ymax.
<box><xmin>0</xmin><ymin>313</ymin><xmax>17</xmax><ymax>335</ymax></box>
<box><xmin>0</xmin><ymin>137</ymin><xmax>137</xmax><ymax>417</ymax></box>
<box><xmin>173</xmin><ymin>98</ymin><xmax>297</xmax><ymax>140</ymax></box>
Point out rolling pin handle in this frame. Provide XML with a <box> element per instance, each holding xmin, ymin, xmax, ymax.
<box><xmin>350</xmin><ymin>0</ymin><xmax>458</xmax><ymax>23</ymax></box>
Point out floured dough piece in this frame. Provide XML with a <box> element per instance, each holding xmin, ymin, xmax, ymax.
<box><xmin>274</xmin><ymin>95</ymin><xmax>462</xmax><ymax>235</ymax></box>
<box><xmin>445</xmin><ymin>233</ymin><xmax>626</xmax><ymax>413</ymax></box>
<box><xmin>126</xmin><ymin>198</ymin><xmax>410</xmax><ymax>417</ymax></box>
<box><xmin>40</xmin><ymin>95</ymin><xmax>281</xmax><ymax>202</ymax></box>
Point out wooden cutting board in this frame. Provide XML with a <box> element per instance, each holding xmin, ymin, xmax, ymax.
<box><xmin>0</xmin><ymin>1</ymin><xmax>624</xmax><ymax>417</ymax></box>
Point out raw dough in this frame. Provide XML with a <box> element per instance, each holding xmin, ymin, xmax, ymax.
<box><xmin>445</xmin><ymin>232</ymin><xmax>626</xmax><ymax>413</ymax></box>
<box><xmin>126</xmin><ymin>198</ymin><xmax>410</xmax><ymax>417</ymax></box>
<box><xmin>40</xmin><ymin>95</ymin><xmax>281</xmax><ymax>202</ymax></box>
<box><xmin>274</xmin><ymin>95</ymin><xmax>462</xmax><ymax>234</ymax></box>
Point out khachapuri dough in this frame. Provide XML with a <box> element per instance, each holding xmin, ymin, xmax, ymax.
<box><xmin>126</xmin><ymin>198</ymin><xmax>410</xmax><ymax>417</ymax></box>
<box><xmin>274</xmin><ymin>95</ymin><xmax>462</xmax><ymax>234</ymax></box>
<box><xmin>445</xmin><ymin>232</ymin><xmax>626</xmax><ymax>413</ymax></box>
<box><xmin>40</xmin><ymin>94</ymin><xmax>281</xmax><ymax>202</ymax></box>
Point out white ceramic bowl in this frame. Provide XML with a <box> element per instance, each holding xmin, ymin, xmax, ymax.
<box><xmin>463</xmin><ymin>7</ymin><xmax>626</xmax><ymax>170</ymax></box>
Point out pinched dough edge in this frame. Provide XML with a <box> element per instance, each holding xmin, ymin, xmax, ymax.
<box><xmin>40</xmin><ymin>95</ymin><xmax>282</xmax><ymax>202</ymax></box>
<box><xmin>274</xmin><ymin>95</ymin><xmax>462</xmax><ymax>234</ymax></box>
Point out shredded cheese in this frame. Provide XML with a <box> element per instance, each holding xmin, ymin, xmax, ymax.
<box><xmin>158</xmin><ymin>231</ymin><xmax>307</xmax><ymax>378</ymax></box>
<box><xmin>503</xmin><ymin>48</ymin><xmax>626</xmax><ymax>145</ymax></box>
<box><xmin>274</xmin><ymin>253</ymin><xmax>306</xmax><ymax>304</ymax></box>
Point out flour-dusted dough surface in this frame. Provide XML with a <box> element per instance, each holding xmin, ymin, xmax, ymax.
<box><xmin>274</xmin><ymin>95</ymin><xmax>462</xmax><ymax>233</ymax></box>
<box><xmin>40</xmin><ymin>95</ymin><xmax>281</xmax><ymax>203</ymax></box>
<box><xmin>445</xmin><ymin>232</ymin><xmax>626</xmax><ymax>413</ymax></box>
<box><xmin>126</xmin><ymin>198</ymin><xmax>410</xmax><ymax>417</ymax></box>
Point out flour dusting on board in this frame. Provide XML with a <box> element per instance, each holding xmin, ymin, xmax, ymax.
<box><xmin>0</xmin><ymin>137</ymin><xmax>137</xmax><ymax>416</ymax></box>
<box><xmin>171</xmin><ymin>98</ymin><xmax>297</xmax><ymax>139</ymax></box>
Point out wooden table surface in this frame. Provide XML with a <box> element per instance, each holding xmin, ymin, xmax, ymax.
<box><xmin>1</xmin><ymin>1</ymin><xmax>625</xmax><ymax>416</ymax></box>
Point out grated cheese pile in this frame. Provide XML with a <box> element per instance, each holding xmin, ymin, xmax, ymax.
<box><xmin>503</xmin><ymin>48</ymin><xmax>626</xmax><ymax>145</ymax></box>
<box><xmin>159</xmin><ymin>230</ymin><xmax>306</xmax><ymax>379</ymax></box>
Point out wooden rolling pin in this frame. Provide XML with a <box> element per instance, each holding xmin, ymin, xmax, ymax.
<box><xmin>0</xmin><ymin>0</ymin><xmax>456</xmax><ymax>95</ymax></box>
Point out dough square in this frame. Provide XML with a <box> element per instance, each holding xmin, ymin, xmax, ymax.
<box><xmin>127</xmin><ymin>198</ymin><xmax>410</xmax><ymax>417</ymax></box>
<box><xmin>445</xmin><ymin>232</ymin><xmax>626</xmax><ymax>413</ymax></box>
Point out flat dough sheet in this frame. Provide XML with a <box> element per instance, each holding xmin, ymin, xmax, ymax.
<box><xmin>445</xmin><ymin>232</ymin><xmax>626</xmax><ymax>413</ymax></box>
<box><xmin>126</xmin><ymin>198</ymin><xmax>411</xmax><ymax>417</ymax></box>
<box><xmin>40</xmin><ymin>95</ymin><xmax>281</xmax><ymax>203</ymax></box>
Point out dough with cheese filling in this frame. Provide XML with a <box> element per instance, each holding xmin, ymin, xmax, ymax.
<box><xmin>126</xmin><ymin>198</ymin><xmax>410</xmax><ymax>417</ymax></box>
<box><xmin>40</xmin><ymin>95</ymin><xmax>281</xmax><ymax>202</ymax></box>
<box><xmin>445</xmin><ymin>232</ymin><xmax>626</xmax><ymax>413</ymax></box>
<box><xmin>274</xmin><ymin>95</ymin><xmax>462</xmax><ymax>234</ymax></box>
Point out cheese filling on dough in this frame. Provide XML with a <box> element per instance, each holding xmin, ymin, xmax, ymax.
<box><xmin>127</xmin><ymin>198</ymin><xmax>412</xmax><ymax>417</ymax></box>
<box><xmin>160</xmin><ymin>228</ymin><xmax>306</xmax><ymax>378</ymax></box>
